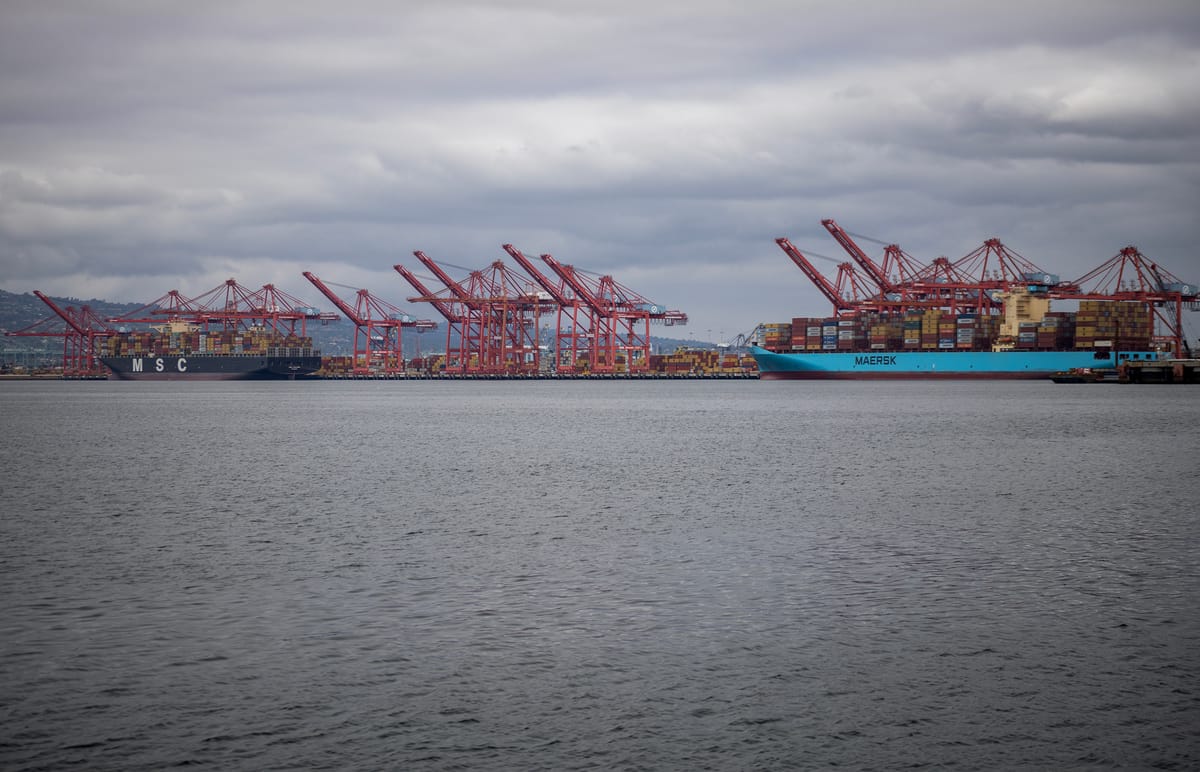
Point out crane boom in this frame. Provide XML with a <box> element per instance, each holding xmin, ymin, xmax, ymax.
<box><xmin>33</xmin><ymin>291</ymin><xmax>101</xmax><ymax>337</ymax></box>
<box><xmin>505</xmin><ymin>244</ymin><xmax>601</xmax><ymax>374</ymax></box>
<box><xmin>31</xmin><ymin>291</ymin><xmax>114</xmax><ymax>375</ymax></box>
<box><xmin>302</xmin><ymin>272</ymin><xmax>364</xmax><ymax>325</ymax></box>
<box><xmin>413</xmin><ymin>250</ymin><xmax>474</xmax><ymax>302</ymax></box>
<box><xmin>394</xmin><ymin>264</ymin><xmax>462</xmax><ymax>322</ymax></box>
<box><xmin>775</xmin><ymin>237</ymin><xmax>854</xmax><ymax>313</ymax></box>
<box><xmin>302</xmin><ymin>271</ymin><xmax>428</xmax><ymax>374</ymax></box>
<box><xmin>503</xmin><ymin>245</ymin><xmax>574</xmax><ymax>306</ymax></box>
<box><xmin>821</xmin><ymin>219</ymin><xmax>892</xmax><ymax>292</ymax></box>
<box><xmin>540</xmin><ymin>253</ymin><xmax>606</xmax><ymax>313</ymax></box>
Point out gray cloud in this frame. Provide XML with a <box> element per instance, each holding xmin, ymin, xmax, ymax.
<box><xmin>1</xmin><ymin>0</ymin><xmax>1198</xmax><ymax>340</ymax></box>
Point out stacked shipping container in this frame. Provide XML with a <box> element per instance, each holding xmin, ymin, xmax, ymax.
<box><xmin>778</xmin><ymin>311</ymin><xmax>1004</xmax><ymax>352</ymax></box>
<box><xmin>649</xmin><ymin>349</ymin><xmax>757</xmax><ymax>376</ymax></box>
<box><xmin>323</xmin><ymin>349</ymin><xmax>757</xmax><ymax>377</ymax></box>
<box><xmin>761</xmin><ymin>300</ymin><xmax>1154</xmax><ymax>354</ymax></box>
<box><xmin>1075</xmin><ymin>300</ymin><xmax>1152</xmax><ymax>350</ymax></box>
<box><xmin>102</xmin><ymin>327</ymin><xmax>317</xmax><ymax>358</ymax></box>
<box><xmin>1037</xmin><ymin>313</ymin><xmax>1075</xmax><ymax>349</ymax></box>
<box><xmin>759</xmin><ymin>322</ymin><xmax>792</xmax><ymax>351</ymax></box>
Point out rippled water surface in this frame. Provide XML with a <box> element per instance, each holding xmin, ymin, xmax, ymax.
<box><xmin>2</xmin><ymin>379</ymin><xmax>1198</xmax><ymax>770</ymax></box>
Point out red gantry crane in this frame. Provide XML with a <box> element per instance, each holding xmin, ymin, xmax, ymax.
<box><xmin>897</xmin><ymin>254</ymin><xmax>994</xmax><ymax>315</ymax></box>
<box><xmin>787</xmin><ymin>223</ymin><xmax>1066</xmax><ymax>317</ymax></box>
<box><xmin>394</xmin><ymin>262</ymin><xmax>472</xmax><ymax>373</ymax></box>
<box><xmin>4</xmin><ymin>306</ymin><xmax>70</xmax><ymax>371</ymax></box>
<box><xmin>900</xmin><ymin>236</ymin><xmax>1081</xmax><ymax>316</ymax></box>
<box><xmin>538</xmin><ymin>252</ymin><xmax>687</xmax><ymax>374</ymax></box>
<box><xmin>458</xmin><ymin>256</ymin><xmax>550</xmax><ymax>376</ymax></box>
<box><xmin>821</xmin><ymin>218</ymin><xmax>894</xmax><ymax>294</ymax></box>
<box><xmin>108</xmin><ymin>279</ymin><xmax>338</xmax><ymax>337</ymax></box>
<box><xmin>5</xmin><ymin>292</ymin><xmax>115</xmax><ymax>376</ymax></box>
<box><xmin>109</xmin><ymin>288</ymin><xmax>205</xmax><ymax>325</ymax></box>
<box><xmin>503</xmin><ymin>244</ymin><xmax>596</xmax><ymax>374</ymax></box>
<box><xmin>412</xmin><ymin>251</ymin><xmax>491</xmax><ymax>373</ymax></box>
<box><xmin>182</xmin><ymin>279</ymin><xmax>336</xmax><ymax>337</ymax></box>
<box><xmin>774</xmin><ymin>238</ymin><xmax>864</xmax><ymax>317</ymax></box>
<box><xmin>303</xmin><ymin>272</ymin><xmax>436</xmax><ymax>374</ymax></box>
<box><xmin>400</xmin><ymin>252</ymin><xmax>550</xmax><ymax>375</ymax></box>
<box><xmin>1058</xmin><ymin>246</ymin><xmax>1199</xmax><ymax>358</ymax></box>
<box><xmin>822</xmin><ymin>219</ymin><xmax>928</xmax><ymax>296</ymax></box>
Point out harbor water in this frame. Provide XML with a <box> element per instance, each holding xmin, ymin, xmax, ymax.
<box><xmin>1</xmin><ymin>380</ymin><xmax>1198</xmax><ymax>770</ymax></box>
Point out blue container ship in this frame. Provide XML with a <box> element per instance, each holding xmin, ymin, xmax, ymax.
<box><xmin>748</xmin><ymin>292</ymin><xmax>1165</xmax><ymax>380</ymax></box>
<box><xmin>750</xmin><ymin>223</ymin><xmax>1200</xmax><ymax>381</ymax></box>
<box><xmin>749</xmin><ymin>346</ymin><xmax>1160</xmax><ymax>380</ymax></box>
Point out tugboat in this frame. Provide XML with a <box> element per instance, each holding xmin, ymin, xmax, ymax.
<box><xmin>1049</xmin><ymin>367</ymin><xmax>1121</xmax><ymax>384</ymax></box>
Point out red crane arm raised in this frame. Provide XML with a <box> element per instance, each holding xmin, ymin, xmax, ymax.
<box><xmin>503</xmin><ymin>244</ymin><xmax>575</xmax><ymax>307</ymax></box>
<box><xmin>303</xmin><ymin>272</ymin><xmax>364</xmax><ymax>325</ymax></box>
<box><xmin>821</xmin><ymin>219</ymin><xmax>892</xmax><ymax>292</ymax></box>
<box><xmin>394</xmin><ymin>264</ymin><xmax>463</xmax><ymax>322</ymax></box>
<box><xmin>775</xmin><ymin>237</ymin><xmax>853</xmax><ymax>312</ymax></box>
<box><xmin>33</xmin><ymin>291</ymin><xmax>98</xmax><ymax>337</ymax></box>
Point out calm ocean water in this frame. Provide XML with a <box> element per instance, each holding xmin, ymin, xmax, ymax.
<box><xmin>1</xmin><ymin>379</ymin><xmax>1197</xmax><ymax>770</ymax></box>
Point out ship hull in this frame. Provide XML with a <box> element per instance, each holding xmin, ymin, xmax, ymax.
<box><xmin>749</xmin><ymin>347</ymin><xmax>1159</xmax><ymax>380</ymax></box>
<box><xmin>101</xmin><ymin>355</ymin><xmax>322</xmax><ymax>381</ymax></box>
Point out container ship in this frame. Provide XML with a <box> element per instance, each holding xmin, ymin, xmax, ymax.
<box><xmin>100</xmin><ymin>321</ymin><xmax>322</xmax><ymax>380</ymax></box>
<box><xmin>751</xmin><ymin>292</ymin><xmax>1163</xmax><ymax>380</ymax></box>
<box><xmin>750</xmin><ymin>223</ymin><xmax>1199</xmax><ymax>380</ymax></box>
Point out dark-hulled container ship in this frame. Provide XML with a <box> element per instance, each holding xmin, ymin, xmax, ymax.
<box><xmin>100</xmin><ymin>321</ymin><xmax>321</xmax><ymax>380</ymax></box>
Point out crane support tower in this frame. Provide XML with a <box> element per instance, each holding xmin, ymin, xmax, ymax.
<box><xmin>394</xmin><ymin>262</ymin><xmax>473</xmax><ymax>374</ymax></box>
<box><xmin>1061</xmin><ymin>246</ymin><xmax>1199</xmax><ymax>358</ymax></box>
<box><xmin>398</xmin><ymin>252</ymin><xmax>550</xmax><ymax>376</ymax></box>
<box><xmin>503</xmin><ymin>244</ymin><xmax>596</xmax><ymax>374</ymax></box>
<box><xmin>303</xmin><ymin>272</ymin><xmax>435</xmax><ymax>374</ymax></box>
<box><xmin>538</xmin><ymin>252</ymin><xmax>687</xmax><ymax>374</ymax></box>
<box><xmin>4</xmin><ymin>292</ymin><xmax>115</xmax><ymax>376</ymax></box>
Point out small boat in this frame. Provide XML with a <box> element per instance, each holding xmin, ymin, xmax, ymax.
<box><xmin>1049</xmin><ymin>367</ymin><xmax>1121</xmax><ymax>384</ymax></box>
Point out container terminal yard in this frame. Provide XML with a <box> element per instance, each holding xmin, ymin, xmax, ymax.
<box><xmin>6</xmin><ymin>223</ymin><xmax>1198</xmax><ymax>383</ymax></box>
<box><xmin>6</xmin><ymin>247</ymin><xmax>750</xmax><ymax>380</ymax></box>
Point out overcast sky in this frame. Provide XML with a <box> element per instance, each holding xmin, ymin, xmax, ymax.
<box><xmin>2</xmin><ymin>0</ymin><xmax>1198</xmax><ymax>342</ymax></box>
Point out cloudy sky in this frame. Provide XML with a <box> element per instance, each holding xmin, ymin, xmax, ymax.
<box><xmin>2</xmin><ymin>0</ymin><xmax>1198</xmax><ymax>342</ymax></box>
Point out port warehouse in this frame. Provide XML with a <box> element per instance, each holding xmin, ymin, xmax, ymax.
<box><xmin>8</xmin><ymin>222</ymin><xmax>1198</xmax><ymax>380</ymax></box>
